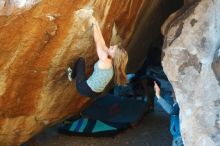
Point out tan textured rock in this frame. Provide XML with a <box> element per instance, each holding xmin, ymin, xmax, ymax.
<box><xmin>162</xmin><ymin>0</ymin><xmax>220</xmax><ymax>145</ymax></box>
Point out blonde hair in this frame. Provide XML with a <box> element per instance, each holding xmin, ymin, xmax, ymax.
<box><xmin>112</xmin><ymin>46</ymin><xmax>128</xmax><ymax>86</ymax></box>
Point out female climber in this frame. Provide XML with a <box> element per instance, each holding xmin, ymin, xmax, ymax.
<box><xmin>67</xmin><ymin>18</ymin><xmax>128</xmax><ymax>98</ymax></box>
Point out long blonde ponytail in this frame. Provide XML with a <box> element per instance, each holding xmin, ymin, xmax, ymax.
<box><xmin>113</xmin><ymin>47</ymin><xmax>128</xmax><ymax>85</ymax></box>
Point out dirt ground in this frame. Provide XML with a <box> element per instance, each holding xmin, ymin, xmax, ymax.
<box><xmin>24</xmin><ymin>105</ymin><xmax>172</xmax><ymax>146</ymax></box>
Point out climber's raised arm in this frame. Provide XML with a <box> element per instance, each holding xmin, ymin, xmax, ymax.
<box><xmin>92</xmin><ymin>19</ymin><xmax>109</xmax><ymax>61</ymax></box>
<box><xmin>92</xmin><ymin>19</ymin><xmax>107</xmax><ymax>49</ymax></box>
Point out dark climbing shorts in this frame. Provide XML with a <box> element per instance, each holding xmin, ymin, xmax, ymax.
<box><xmin>75</xmin><ymin>58</ymin><xmax>101</xmax><ymax>98</ymax></box>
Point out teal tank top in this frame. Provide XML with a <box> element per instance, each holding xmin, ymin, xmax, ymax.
<box><xmin>87</xmin><ymin>61</ymin><xmax>114</xmax><ymax>93</ymax></box>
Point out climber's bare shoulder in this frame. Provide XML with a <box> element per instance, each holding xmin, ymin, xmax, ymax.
<box><xmin>97</xmin><ymin>53</ymin><xmax>112</xmax><ymax>69</ymax></box>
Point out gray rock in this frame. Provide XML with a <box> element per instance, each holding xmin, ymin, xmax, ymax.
<box><xmin>162</xmin><ymin>0</ymin><xmax>220</xmax><ymax>145</ymax></box>
<box><xmin>212</xmin><ymin>48</ymin><xmax>220</xmax><ymax>85</ymax></box>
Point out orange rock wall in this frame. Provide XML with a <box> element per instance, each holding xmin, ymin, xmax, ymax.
<box><xmin>0</xmin><ymin>0</ymin><xmax>184</xmax><ymax>145</ymax></box>
<box><xmin>0</xmin><ymin>0</ymin><xmax>144</xmax><ymax>145</ymax></box>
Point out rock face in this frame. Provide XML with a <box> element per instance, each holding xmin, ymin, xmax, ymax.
<box><xmin>0</xmin><ymin>0</ymin><xmax>40</xmax><ymax>15</ymax></box>
<box><xmin>0</xmin><ymin>0</ymin><xmax>145</xmax><ymax>145</ymax></box>
<box><xmin>0</xmin><ymin>0</ymin><xmax>183</xmax><ymax>145</ymax></box>
<box><xmin>126</xmin><ymin>0</ymin><xmax>183</xmax><ymax>72</ymax></box>
<box><xmin>162</xmin><ymin>0</ymin><xmax>220</xmax><ymax>145</ymax></box>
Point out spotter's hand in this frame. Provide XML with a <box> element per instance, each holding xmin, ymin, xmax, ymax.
<box><xmin>154</xmin><ymin>81</ymin><xmax>161</xmax><ymax>98</ymax></box>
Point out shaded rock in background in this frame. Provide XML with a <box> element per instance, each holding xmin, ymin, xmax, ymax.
<box><xmin>162</xmin><ymin>0</ymin><xmax>220</xmax><ymax>145</ymax></box>
<box><xmin>126</xmin><ymin>0</ymin><xmax>183</xmax><ymax>73</ymax></box>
